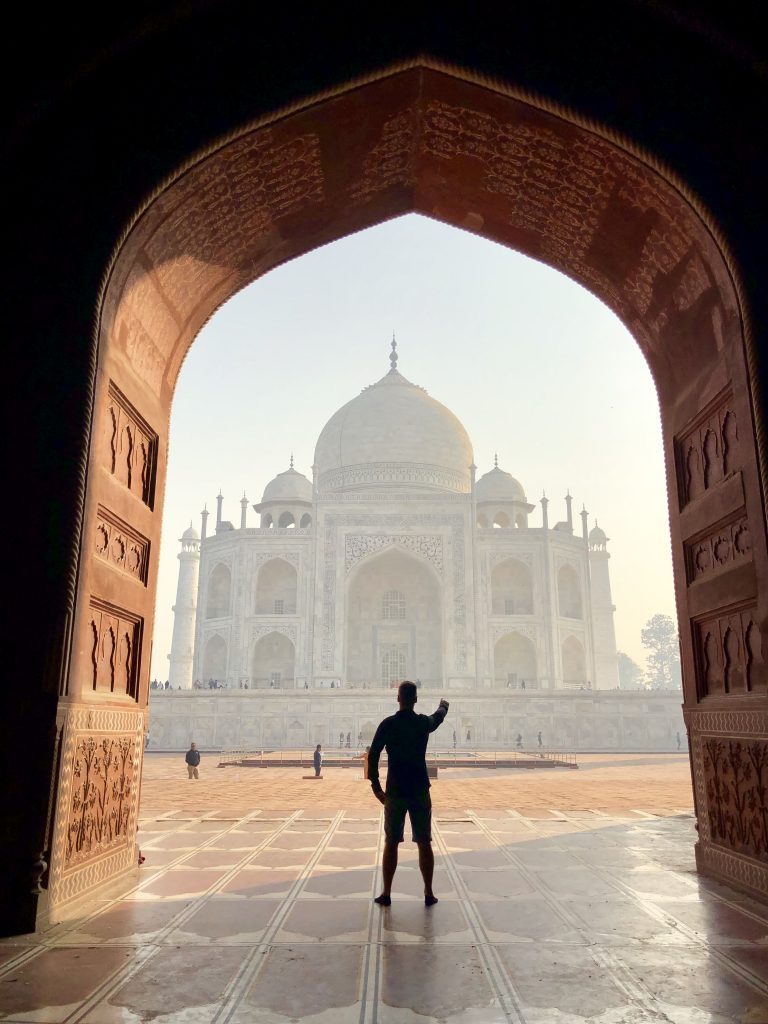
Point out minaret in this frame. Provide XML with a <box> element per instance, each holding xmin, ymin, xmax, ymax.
<box><xmin>240</xmin><ymin>492</ymin><xmax>248</xmax><ymax>530</ymax></box>
<box><xmin>565</xmin><ymin>490</ymin><xmax>573</xmax><ymax>533</ymax></box>
<box><xmin>216</xmin><ymin>491</ymin><xmax>224</xmax><ymax>531</ymax></box>
<box><xmin>588</xmin><ymin>521</ymin><xmax>619</xmax><ymax>689</ymax></box>
<box><xmin>540</xmin><ymin>492</ymin><xmax>556</xmax><ymax>687</ymax></box>
<box><xmin>167</xmin><ymin>523</ymin><xmax>201</xmax><ymax>690</ymax></box>
<box><xmin>200</xmin><ymin>504</ymin><xmax>209</xmax><ymax>540</ymax></box>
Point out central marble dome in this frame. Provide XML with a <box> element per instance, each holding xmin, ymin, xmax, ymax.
<box><xmin>314</xmin><ymin>344</ymin><xmax>474</xmax><ymax>494</ymax></box>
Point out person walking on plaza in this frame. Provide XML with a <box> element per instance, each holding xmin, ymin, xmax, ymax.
<box><xmin>313</xmin><ymin>743</ymin><xmax>323</xmax><ymax>778</ymax></box>
<box><xmin>368</xmin><ymin>681</ymin><xmax>449</xmax><ymax>908</ymax></box>
<box><xmin>537</xmin><ymin>731</ymin><xmax>543</xmax><ymax>748</ymax></box>
<box><xmin>185</xmin><ymin>742</ymin><xmax>200</xmax><ymax>779</ymax></box>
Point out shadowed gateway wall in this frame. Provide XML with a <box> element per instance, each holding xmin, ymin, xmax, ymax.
<box><xmin>4</xmin><ymin>7</ymin><xmax>767</xmax><ymax>934</ymax></box>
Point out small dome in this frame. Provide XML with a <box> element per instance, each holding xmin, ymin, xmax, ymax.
<box><xmin>181</xmin><ymin>524</ymin><xmax>199</xmax><ymax>541</ymax></box>
<box><xmin>261</xmin><ymin>465</ymin><xmax>312</xmax><ymax>504</ymax></box>
<box><xmin>476</xmin><ymin>464</ymin><xmax>526</xmax><ymax>503</ymax></box>
<box><xmin>589</xmin><ymin>522</ymin><xmax>608</xmax><ymax>546</ymax></box>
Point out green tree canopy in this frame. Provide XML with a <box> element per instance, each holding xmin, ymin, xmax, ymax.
<box><xmin>641</xmin><ymin>613</ymin><xmax>682</xmax><ymax>690</ymax></box>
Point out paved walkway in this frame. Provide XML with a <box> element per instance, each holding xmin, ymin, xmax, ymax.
<box><xmin>1</xmin><ymin>806</ymin><xmax>766</xmax><ymax>1022</ymax></box>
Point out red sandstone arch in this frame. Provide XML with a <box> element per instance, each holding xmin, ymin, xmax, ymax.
<box><xmin>52</xmin><ymin>63</ymin><xmax>767</xmax><ymax>917</ymax></box>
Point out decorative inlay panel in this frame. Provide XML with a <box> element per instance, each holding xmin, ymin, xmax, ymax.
<box><xmin>675</xmin><ymin>388</ymin><xmax>740</xmax><ymax>509</ymax></box>
<box><xmin>350</xmin><ymin>107</ymin><xmax>417</xmax><ymax>202</ymax></box>
<box><xmin>685</xmin><ymin>513</ymin><xmax>752</xmax><ymax>584</ymax></box>
<box><xmin>65</xmin><ymin>736</ymin><xmax>136</xmax><ymax>868</ymax></box>
<box><xmin>696</xmin><ymin>735</ymin><xmax>768</xmax><ymax>865</ymax></box>
<box><xmin>693</xmin><ymin>605</ymin><xmax>765</xmax><ymax>697</ymax></box>
<box><xmin>319</xmin><ymin>461</ymin><xmax>469</xmax><ymax>494</ymax></box>
<box><xmin>488</xmin><ymin>550</ymin><xmax>534</xmax><ymax>568</ymax></box>
<box><xmin>94</xmin><ymin>505</ymin><xmax>150</xmax><ymax>584</ymax></box>
<box><xmin>345</xmin><ymin>534</ymin><xmax>444</xmax><ymax>575</ymax></box>
<box><xmin>105</xmin><ymin>382</ymin><xmax>158</xmax><ymax>508</ymax></box>
<box><xmin>249</xmin><ymin>622</ymin><xmax>298</xmax><ymax>643</ymax></box>
<box><xmin>48</xmin><ymin>706</ymin><xmax>144</xmax><ymax>910</ymax></box>
<box><xmin>491</xmin><ymin>624</ymin><xmax>537</xmax><ymax>643</ymax></box>
<box><xmin>253</xmin><ymin>551</ymin><xmax>300</xmax><ymax>570</ymax></box>
<box><xmin>87</xmin><ymin>598</ymin><xmax>143</xmax><ymax>699</ymax></box>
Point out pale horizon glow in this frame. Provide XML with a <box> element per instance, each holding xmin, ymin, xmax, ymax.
<box><xmin>151</xmin><ymin>214</ymin><xmax>676</xmax><ymax>680</ymax></box>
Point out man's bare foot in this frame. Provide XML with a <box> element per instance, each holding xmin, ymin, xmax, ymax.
<box><xmin>425</xmin><ymin>894</ymin><xmax>438</xmax><ymax>906</ymax></box>
<box><xmin>374</xmin><ymin>893</ymin><xmax>391</xmax><ymax>906</ymax></box>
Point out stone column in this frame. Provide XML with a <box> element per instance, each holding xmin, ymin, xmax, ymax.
<box><xmin>168</xmin><ymin>527</ymin><xmax>200</xmax><ymax>689</ymax></box>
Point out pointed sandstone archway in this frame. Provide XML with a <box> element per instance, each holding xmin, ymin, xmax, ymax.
<box><xmin>27</xmin><ymin>62</ymin><xmax>768</xmax><ymax>926</ymax></box>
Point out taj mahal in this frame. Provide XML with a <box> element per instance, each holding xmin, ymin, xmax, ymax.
<box><xmin>156</xmin><ymin>343</ymin><xmax>682</xmax><ymax>751</ymax></box>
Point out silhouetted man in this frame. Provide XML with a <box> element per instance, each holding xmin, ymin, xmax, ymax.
<box><xmin>368</xmin><ymin>681</ymin><xmax>449</xmax><ymax>907</ymax></box>
<box><xmin>313</xmin><ymin>743</ymin><xmax>323</xmax><ymax>777</ymax></box>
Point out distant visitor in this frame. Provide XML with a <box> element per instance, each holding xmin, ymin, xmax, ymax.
<box><xmin>313</xmin><ymin>743</ymin><xmax>323</xmax><ymax>778</ymax></box>
<box><xmin>185</xmin><ymin>742</ymin><xmax>200</xmax><ymax>779</ymax></box>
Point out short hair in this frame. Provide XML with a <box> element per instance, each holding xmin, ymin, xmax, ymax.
<box><xmin>398</xmin><ymin>680</ymin><xmax>417</xmax><ymax>705</ymax></box>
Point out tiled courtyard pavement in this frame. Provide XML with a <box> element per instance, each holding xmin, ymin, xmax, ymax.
<box><xmin>1</xmin><ymin>762</ymin><xmax>767</xmax><ymax>1022</ymax></box>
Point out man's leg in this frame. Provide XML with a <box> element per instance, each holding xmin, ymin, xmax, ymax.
<box><xmin>417</xmin><ymin>842</ymin><xmax>436</xmax><ymax>903</ymax></box>
<box><xmin>376</xmin><ymin>798</ymin><xmax>405</xmax><ymax>906</ymax></box>
<box><xmin>193</xmin><ymin>766</ymin><xmax>199</xmax><ymax>779</ymax></box>
<box><xmin>187</xmin><ymin>765</ymin><xmax>194</xmax><ymax>779</ymax></box>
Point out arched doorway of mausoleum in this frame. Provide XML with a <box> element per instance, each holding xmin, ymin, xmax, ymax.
<box><xmin>345</xmin><ymin>547</ymin><xmax>443</xmax><ymax>688</ymax></box>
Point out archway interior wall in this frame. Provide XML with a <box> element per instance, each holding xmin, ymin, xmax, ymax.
<box><xmin>50</xmin><ymin>64</ymin><xmax>768</xmax><ymax>917</ymax></box>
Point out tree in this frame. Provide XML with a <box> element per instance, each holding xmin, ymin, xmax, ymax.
<box><xmin>641</xmin><ymin>614</ymin><xmax>682</xmax><ymax>690</ymax></box>
<box><xmin>617</xmin><ymin>651</ymin><xmax>644</xmax><ymax>690</ymax></box>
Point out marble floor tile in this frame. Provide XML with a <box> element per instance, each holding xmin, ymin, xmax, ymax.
<box><xmin>474</xmin><ymin>897</ymin><xmax>585</xmax><ymax>944</ymax></box>
<box><xmin>0</xmin><ymin>946</ymin><xmax>132</xmax><ymax>1022</ymax></box>
<box><xmin>457</xmin><ymin>867</ymin><xmax>536</xmax><ymax>898</ymax></box>
<box><xmin>231</xmin><ymin>944</ymin><xmax>363</xmax><ymax>1023</ymax></box>
<box><xmin>165</xmin><ymin>899</ymin><xmax>278</xmax><ymax>943</ymax></box>
<box><xmin>134</xmin><ymin>869</ymin><xmax>227</xmax><ymax>899</ymax></box>
<box><xmin>389</xmin><ymin>867</ymin><xmax>454</xmax><ymax>899</ymax></box>
<box><xmin>380</xmin><ymin>944</ymin><xmax>500</xmax><ymax>1022</ymax></box>
<box><xmin>302</xmin><ymin>868</ymin><xmax>375</xmax><ymax>898</ymax></box>
<box><xmin>219</xmin><ymin>867</ymin><xmax>299</xmax><ymax>897</ymax></box>
<box><xmin>52</xmin><ymin>899</ymin><xmax>192</xmax><ymax>945</ymax></box>
<box><xmin>82</xmin><ymin>945</ymin><xmax>249</xmax><ymax>1024</ymax></box>
<box><xmin>276</xmin><ymin>899</ymin><xmax>370</xmax><ymax>941</ymax></box>
<box><xmin>381</xmin><ymin>902</ymin><xmax>472</xmax><ymax>943</ymax></box>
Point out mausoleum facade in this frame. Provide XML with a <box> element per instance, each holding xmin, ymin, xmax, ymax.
<box><xmin>167</xmin><ymin>343</ymin><xmax>622</xmax><ymax>723</ymax></box>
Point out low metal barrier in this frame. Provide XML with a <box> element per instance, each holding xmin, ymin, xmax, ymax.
<box><xmin>218</xmin><ymin>748</ymin><xmax>577</xmax><ymax>769</ymax></box>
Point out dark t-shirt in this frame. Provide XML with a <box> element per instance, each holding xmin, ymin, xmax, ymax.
<box><xmin>368</xmin><ymin>705</ymin><xmax>447</xmax><ymax>797</ymax></box>
<box><xmin>185</xmin><ymin>749</ymin><xmax>200</xmax><ymax>766</ymax></box>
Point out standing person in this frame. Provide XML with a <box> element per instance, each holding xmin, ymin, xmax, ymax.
<box><xmin>676</xmin><ymin>731</ymin><xmax>682</xmax><ymax>751</ymax></box>
<box><xmin>452</xmin><ymin>730</ymin><xmax>457</xmax><ymax>749</ymax></box>
<box><xmin>313</xmin><ymin>744</ymin><xmax>323</xmax><ymax>778</ymax></box>
<box><xmin>368</xmin><ymin>681</ymin><xmax>449</xmax><ymax>907</ymax></box>
<box><xmin>346</xmin><ymin>731</ymin><xmax>351</xmax><ymax>748</ymax></box>
<box><xmin>185</xmin><ymin>742</ymin><xmax>200</xmax><ymax>779</ymax></box>
<box><xmin>537</xmin><ymin>731</ymin><xmax>543</xmax><ymax>747</ymax></box>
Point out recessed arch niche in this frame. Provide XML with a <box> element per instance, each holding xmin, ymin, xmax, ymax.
<box><xmin>255</xmin><ymin>558</ymin><xmax>297</xmax><ymax>615</ymax></box>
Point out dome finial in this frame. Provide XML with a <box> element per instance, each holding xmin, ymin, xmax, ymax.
<box><xmin>494</xmin><ymin>452</ymin><xmax>498</xmax><ymax>469</ymax></box>
<box><xmin>389</xmin><ymin>333</ymin><xmax>398</xmax><ymax>373</ymax></box>
<box><xmin>289</xmin><ymin>453</ymin><xmax>294</xmax><ymax>470</ymax></box>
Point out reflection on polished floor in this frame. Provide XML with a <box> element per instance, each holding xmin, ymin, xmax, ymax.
<box><xmin>1</xmin><ymin>809</ymin><xmax>766</xmax><ymax>1023</ymax></box>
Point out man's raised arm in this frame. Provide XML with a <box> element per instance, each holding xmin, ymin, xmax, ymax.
<box><xmin>427</xmin><ymin>698</ymin><xmax>450</xmax><ymax>733</ymax></box>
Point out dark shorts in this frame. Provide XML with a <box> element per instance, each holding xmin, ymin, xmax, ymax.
<box><xmin>384</xmin><ymin>791</ymin><xmax>432</xmax><ymax>844</ymax></box>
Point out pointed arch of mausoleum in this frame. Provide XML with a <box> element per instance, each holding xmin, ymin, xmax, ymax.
<box><xmin>491</xmin><ymin>558</ymin><xmax>534</xmax><ymax>615</ymax></box>
<box><xmin>345</xmin><ymin>545</ymin><xmax>443</xmax><ymax>687</ymax></box>
<box><xmin>251</xmin><ymin>630</ymin><xmax>296</xmax><ymax>689</ymax></box>
<box><xmin>202</xmin><ymin>632</ymin><xmax>228</xmax><ymax>684</ymax></box>
<box><xmin>205</xmin><ymin>563</ymin><xmax>232</xmax><ymax>619</ymax></box>
<box><xmin>255</xmin><ymin>557</ymin><xmax>298</xmax><ymax>615</ymax></box>
<box><xmin>45</xmin><ymin>59</ymin><xmax>766</xmax><ymax>924</ymax></box>
<box><xmin>494</xmin><ymin>631</ymin><xmax>538</xmax><ymax>687</ymax></box>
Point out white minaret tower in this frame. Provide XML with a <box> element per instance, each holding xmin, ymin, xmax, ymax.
<box><xmin>167</xmin><ymin>523</ymin><xmax>201</xmax><ymax>689</ymax></box>
<box><xmin>588</xmin><ymin>521</ymin><xmax>619</xmax><ymax>689</ymax></box>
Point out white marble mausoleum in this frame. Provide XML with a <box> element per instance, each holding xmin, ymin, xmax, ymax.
<box><xmin>159</xmin><ymin>342</ymin><xmax>675</xmax><ymax>750</ymax></box>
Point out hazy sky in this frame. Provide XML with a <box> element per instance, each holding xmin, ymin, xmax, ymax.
<box><xmin>150</xmin><ymin>214</ymin><xmax>675</xmax><ymax>679</ymax></box>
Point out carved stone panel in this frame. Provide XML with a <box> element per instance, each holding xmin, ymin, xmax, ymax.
<box><xmin>94</xmin><ymin>505</ymin><xmax>150</xmax><ymax>584</ymax></box>
<box><xmin>87</xmin><ymin>598</ymin><xmax>143</xmax><ymax>700</ymax></box>
<box><xmin>48</xmin><ymin>705</ymin><xmax>144</xmax><ymax>911</ymax></box>
<box><xmin>65</xmin><ymin>736</ymin><xmax>137</xmax><ymax>869</ymax></box>
<box><xmin>701</xmin><ymin>737</ymin><xmax>768</xmax><ymax>865</ymax></box>
<box><xmin>693</xmin><ymin>605</ymin><xmax>765</xmax><ymax>697</ymax></box>
<box><xmin>685</xmin><ymin>513</ymin><xmax>752</xmax><ymax>584</ymax></box>
<box><xmin>105</xmin><ymin>382</ymin><xmax>158</xmax><ymax>508</ymax></box>
<box><xmin>345</xmin><ymin>533</ymin><xmax>444</xmax><ymax>575</ymax></box>
<box><xmin>675</xmin><ymin>389</ymin><xmax>740</xmax><ymax>509</ymax></box>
